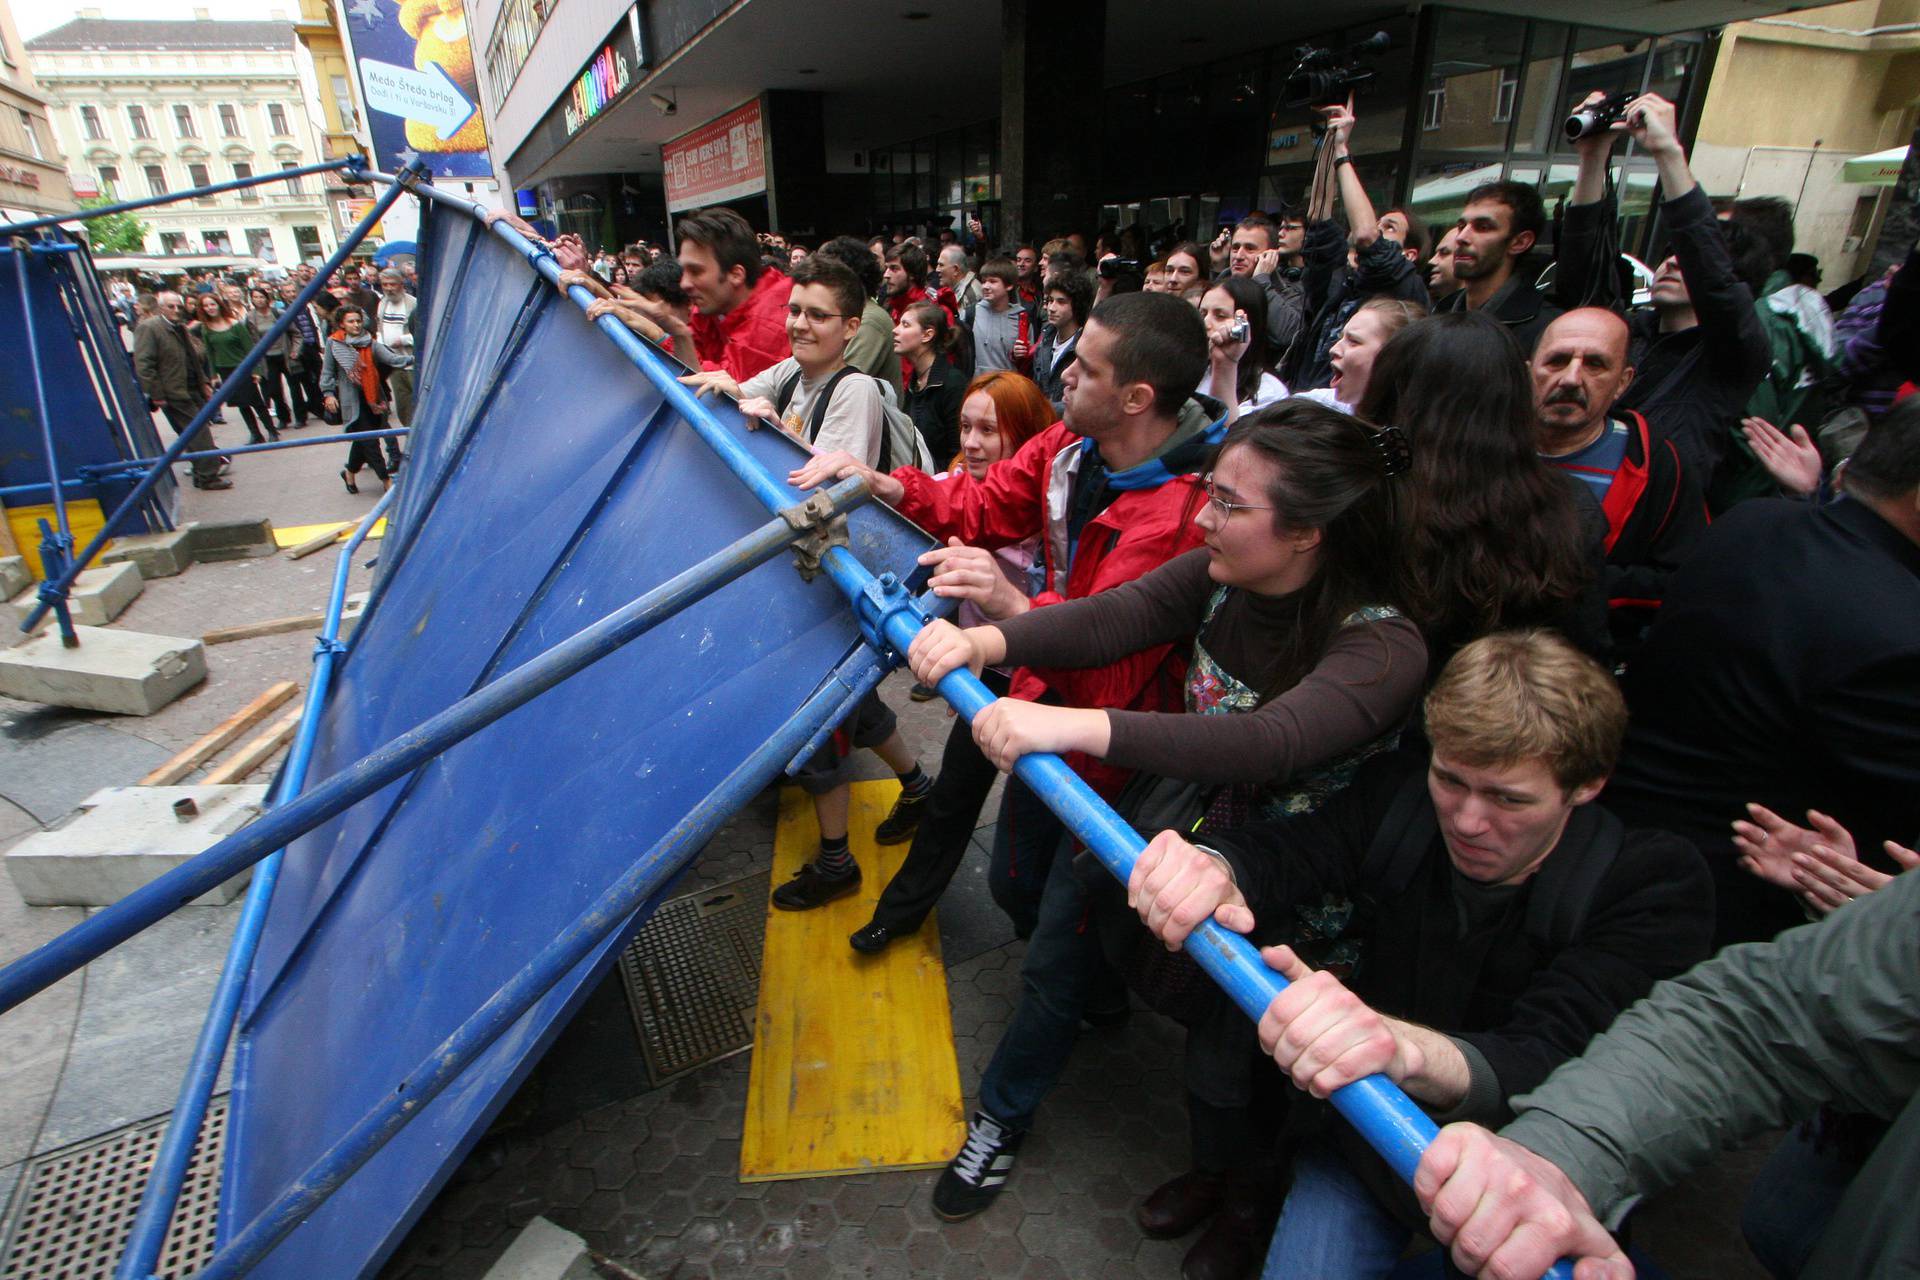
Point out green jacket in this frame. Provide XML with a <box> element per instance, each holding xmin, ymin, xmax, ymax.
<box><xmin>1504</xmin><ymin>869</ymin><xmax>1920</xmax><ymax>1273</ymax></box>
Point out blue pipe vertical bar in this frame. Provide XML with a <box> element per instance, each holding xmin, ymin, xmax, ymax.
<box><xmin>115</xmin><ymin>489</ymin><xmax>396</xmax><ymax>1280</ymax></box>
<box><xmin>11</xmin><ymin>244</ymin><xmax>80</xmax><ymax>644</ymax></box>
<box><xmin>0</xmin><ymin>477</ymin><xmax>873</xmax><ymax>1015</ymax></box>
<box><xmin>21</xmin><ymin>168</ymin><xmax>419</xmax><ymax>634</ymax></box>
<box><xmin>190</xmin><ymin>669</ymin><xmax>876</xmax><ymax>1280</ymax></box>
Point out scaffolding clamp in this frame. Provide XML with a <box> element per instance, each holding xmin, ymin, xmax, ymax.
<box><xmin>779</xmin><ymin>490</ymin><xmax>850</xmax><ymax>582</ymax></box>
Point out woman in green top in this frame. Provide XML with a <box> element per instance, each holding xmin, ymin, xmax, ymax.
<box><xmin>190</xmin><ymin>291</ymin><xmax>276</xmax><ymax>444</ymax></box>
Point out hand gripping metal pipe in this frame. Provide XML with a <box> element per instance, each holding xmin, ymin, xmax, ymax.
<box><xmin>419</xmin><ymin>182</ymin><xmax>1574</xmax><ymax>1279</ymax></box>
<box><xmin>115</xmin><ymin>489</ymin><xmax>397</xmax><ymax>1280</ymax></box>
<box><xmin>0</xmin><ymin>476</ymin><xmax>874</xmax><ymax>1017</ymax></box>
<box><xmin>19</xmin><ymin>166</ymin><xmax>420</xmax><ymax>635</ymax></box>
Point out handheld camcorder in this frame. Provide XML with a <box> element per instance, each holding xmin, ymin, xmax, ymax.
<box><xmin>1281</xmin><ymin>32</ymin><xmax>1391</xmax><ymax>111</ymax></box>
<box><xmin>1565</xmin><ymin>91</ymin><xmax>1637</xmax><ymax>142</ymax></box>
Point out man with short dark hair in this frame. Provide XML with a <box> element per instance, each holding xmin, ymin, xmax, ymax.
<box><xmin>601</xmin><ymin>207</ymin><xmax>789</xmax><ymax>381</ymax></box>
<box><xmin>1031</xmin><ymin>269</ymin><xmax>1093</xmax><ymax>414</ymax></box>
<box><xmin>1531</xmin><ymin>307</ymin><xmax>1707</xmax><ymax>655</ymax></box>
<box><xmin>1437</xmin><ymin>179</ymin><xmax>1561</xmax><ymax>355</ymax></box>
<box><xmin>1126</xmin><ymin>631</ymin><xmax>1712</xmax><ymax>1277</ymax></box>
<box><xmin>1225</xmin><ymin>213</ymin><xmax>1307</xmax><ymax>357</ymax></box>
<box><xmin>883</xmin><ymin>242</ymin><xmax>935</xmax><ymax>322</ymax></box>
<box><xmin>1011</xmin><ymin>243</ymin><xmax>1041</xmax><ymax>306</ymax></box>
<box><xmin>1428</xmin><ymin>226</ymin><xmax>1463</xmax><ymax>304</ymax></box>
<box><xmin>1606</xmin><ymin>393</ymin><xmax>1920</xmax><ymax>947</ymax></box>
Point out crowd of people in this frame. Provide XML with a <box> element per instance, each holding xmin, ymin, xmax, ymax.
<box><xmin>512</xmin><ymin>85</ymin><xmax>1913</xmax><ymax>1279</ymax></box>
<box><xmin>119</xmin><ymin>259</ymin><xmax>417</xmax><ymax>493</ymax></box>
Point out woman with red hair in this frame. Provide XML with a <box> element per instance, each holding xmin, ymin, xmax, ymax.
<box><xmin>850</xmin><ymin>371</ymin><xmax>1054</xmax><ymax>953</ymax></box>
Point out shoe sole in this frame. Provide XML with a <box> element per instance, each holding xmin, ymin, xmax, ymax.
<box><xmin>770</xmin><ymin>879</ymin><xmax>861</xmax><ymax>911</ymax></box>
<box><xmin>932</xmin><ymin>1201</ymin><xmax>989</xmax><ymax>1223</ymax></box>
<box><xmin>871</xmin><ymin>825</ymin><xmax>919</xmax><ymax>846</ymax></box>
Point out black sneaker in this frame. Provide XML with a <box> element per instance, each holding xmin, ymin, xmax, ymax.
<box><xmin>874</xmin><ymin>787</ymin><xmax>931</xmax><ymax>845</ymax></box>
<box><xmin>771</xmin><ymin>860</ymin><xmax>861</xmax><ymax>911</ymax></box>
<box><xmin>933</xmin><ymin>1111</ymin><xmax>1023</xmax><ymax>1221</ymax></box>
<box><xmin>909</xmin><ymin>681</ymin><xmax>939</xmax><ymax>702</ymax></box>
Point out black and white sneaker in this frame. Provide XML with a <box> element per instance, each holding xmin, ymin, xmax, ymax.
<box><xmin>932</xmin><ymin>1110</ymin><xmax>1023</xmax><ymax>1221</ymax></box>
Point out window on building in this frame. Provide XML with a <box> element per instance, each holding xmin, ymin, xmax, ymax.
<box><xmin>173</xmin><ymin>104</ymin><xmax>197</xmax><ymax>138</ymax></box>
<box><xmin>268</xmin><ymin>103</ymin><xmax>289</xmax><ymax>134</ymax></box>
<box><xmin>160</xmin><ymin>230</ymin><xmax>190</xmax><ymax>254</ymax></box>
<box><xmin>484</xmin><ymin>0</ymin><xmax>551</xmax><ymax>105</ymax></box>
<box><xmin>81</xmin><ymin>104</ymin><xmax>104</xmax><ymax>140</ymax></box>
<box><xmin>128</xmin><ymin>105</ymin><xmax>152</xmax><ymax>139</ymax></box>
<box><xmin>98</xmin><ymin>164</ymin><xmax>119</xmax><ymax>195</ymax></box>
<box><xmin>188</xmin><ymin>161</ymin><xmax>211</xmax><ymax>188</ymax></box>
<box><xmin>0</xmin><ymin>26</ymin><xmax>14</xmax><ymax>79</ymax></box>
<box><xmin>331</xmin><ymin>76</ymin><xmax>357</xmax><ymax>131</ymax></box>
<box><xmin>17</xmin><ymin>109</ymin><xmax>43</xmax><ymax>159</ymax></box>
<box><xmin>279</xmin><ymin>160</ymin><xmax>303</xmax><ymax>193</ymax></box>
<box><xmin>203</xmin><ymin>229</ymin><xmax>232</xmax><ymax>253</ymax></box>
<box><xmin>1494</xmin><ymin>69</ymin><xmax>1519</xmax><ymax>122</ymax></box>
<box><xmin>1424</xmin><ymin>81</ymin><xmax>1446</xmax><ymax>131</ymax></box>
<box><xmin>245</xmin><ymin>227</ymin><xmax>275</xmax><ymax>259</ymax></box>
<box><xmin>144</xmin><ymin>163</ymin><xmax>168</xmax><ymax>196</ymax></box>
<box><xmin>233</xmin><ymin>160</ymin><xmax>256</xmax><ymax>200</ymax></box>
<box><xmin>219</xmin><ymin>103</ymin><xmax>241</xmax><ymax>137</ymax></box>
<box><xmin>292</xmin><ymin>224</ymin><xmax>323</xmax><ymax>262</ymax></box>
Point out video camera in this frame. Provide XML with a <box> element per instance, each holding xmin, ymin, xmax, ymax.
<box><xmin>1564</xmin><ymin>91</ymin><xmax>1636</xmax><ymax>142</ymax></box>
<box><xmin>1281</xmin><ymin>32</ymin><xmax>1391</xmax><ymax>111</ymax></box>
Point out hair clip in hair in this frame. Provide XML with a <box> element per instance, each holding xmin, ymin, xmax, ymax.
<box><xmin>1370</xmin><ymin>425</ymin><xmax>1412</xmax><ymax>476</ymax></box>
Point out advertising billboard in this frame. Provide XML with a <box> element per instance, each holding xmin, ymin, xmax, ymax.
<box><xmin>663</xmin><ymin>98</ymin><xmax>765</xmax><ymax>213</ymax></box>
<box><xmin>344</xmin><ymin>0</ymin><xmax>493</xmax><ymax>180</ymax></box>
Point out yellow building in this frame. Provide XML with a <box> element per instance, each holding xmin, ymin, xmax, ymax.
<box><xmin>0</xmin><ymin>0</ymin><xmax>75</xmax><ymax>219</ymax></box>
<box><xmin>292</xmin><ymin>0</ymin><xmax>374</xmax><ymax>248</ymax></box>
<box><xmin>1691</xmin><ymin>0</ymin><xmax>1920</xmax><ymax>282</ymax></box>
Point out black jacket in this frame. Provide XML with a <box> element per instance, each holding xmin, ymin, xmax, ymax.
<box><xmin>1031</xmin><ymin>325</ymin><xmax>1079</xmax><ymax>416</ymax></box>
<box><xmin>1545</xmin><ymin>410</ymin><xmax>1709</xmax><ymax>656</ymax></box>
<box><xmin>901</xmin><ymin>353</ymin><xmax>965</xmax><ymax>464</ymax></box>
<box><xmin>1437</xmin><ymin>271</ymin><xmax>1562</xmax><ymax>357</ymax></box>
<box><xmin>1557</xmin><ymin>185</ymin><xmax>1769</xmax><ymax>488</ymax></box>
<box><xmin>1289</xmin><ymin>219</ymin><xmax>1429</xmax><ymax>391</ymax></box>
<box><xmin>1605</xmin><ymin>496</ymin><xmax>1920</xmax><ymax>947</ymax></box>
<box><xmin>1206</xmin><ymin>753</ymin><xmax>1711</xmax><ymax>1220</ymax></box>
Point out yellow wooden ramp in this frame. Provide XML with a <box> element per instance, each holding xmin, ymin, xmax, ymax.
<box><xmin>740</xmin><ymin>780</ymin><xmax>966</xmax><ymax>1181</ymax></box>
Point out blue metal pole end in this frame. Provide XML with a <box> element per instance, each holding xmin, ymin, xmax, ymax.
<box><xmin>33</xmin><ymin>519</ymin><xmax>78</xmax><ymax>648</ymax></box>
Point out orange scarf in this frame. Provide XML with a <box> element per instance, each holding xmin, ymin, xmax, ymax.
<box><xmin>332</xmin><ymin>331</ymin><xmax>383</xmax><ymax>407</ymax></box>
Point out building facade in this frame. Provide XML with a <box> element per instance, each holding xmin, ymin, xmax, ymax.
<box><xmin>28</xmin><ymin>18</ymin><xmax>338</xmax><ymax>266</ymax></box>
<box><xmin>0</xmin><ymin>0</ymin><xmax>75</xmax><ymax>219</ymax></box>
<box><xmin>292</xmin><ymin>0</ymin><xmax>372</xmax><ymax>248</ymax></box>
<box><xmin>1689</xmin><ymin>0</ymin><xmax>1919</xmax><ymax>284</ymax></box>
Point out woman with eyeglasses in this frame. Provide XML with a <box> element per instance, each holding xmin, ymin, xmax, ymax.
<box><xmin>907</xmin><ymin>399</ymin><xmax>1428</xmax><ymax>1273</ymax></box>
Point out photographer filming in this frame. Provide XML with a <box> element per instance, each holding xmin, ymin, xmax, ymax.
<box><xmin>1287</xmin><ymin>99</ymin><xmax>1430</xmax><ymax>392</ymax></box>
<box><xmin>1555</xmin><ymin>91</ymin><xmax>1769</xmax><ymax>489</ymax></box>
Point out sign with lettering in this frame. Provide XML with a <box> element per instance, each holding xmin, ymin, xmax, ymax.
<box><xmin>564</xmin><ymin>7</ymin><xmax>642</xmax><ymax>137</ymax></box>
<box><xmin>662</xmin><ymin>98</ymin><xmax>765</xmax><ymax>213</ymax></box>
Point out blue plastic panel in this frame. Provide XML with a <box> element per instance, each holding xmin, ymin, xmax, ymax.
<box><xmin>224</xmin><ymin>210</ymin><xmax>938</xmax><ymax>1277</ymax></box>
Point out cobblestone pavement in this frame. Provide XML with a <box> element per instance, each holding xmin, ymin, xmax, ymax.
<box><xmin>0</xmin><ymin>420</ymin><xmax>1773</xmax><ymax>1280</ymax></box>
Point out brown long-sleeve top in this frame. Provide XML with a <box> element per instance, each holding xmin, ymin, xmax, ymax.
<box><xmin>990</xmin><ymin>548</ymin><xmax>1428</xmax><ymax>787</ymax></box>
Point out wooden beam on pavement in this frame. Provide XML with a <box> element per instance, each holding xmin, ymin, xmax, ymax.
<box><xmin>139</xmin><ymin>681</ymin><xmax>300</xmax><ymax>785</ymax></box>
<box><xmin>203</xmin><ymin>706</ymin><xmax>304</xmax><ymax>784</ymax></box>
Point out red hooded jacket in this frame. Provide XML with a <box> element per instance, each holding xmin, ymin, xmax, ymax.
<box><xmin>689</xmin><ymin>268</ymin><xmax>792</xmax><ymax>383</ymax></box>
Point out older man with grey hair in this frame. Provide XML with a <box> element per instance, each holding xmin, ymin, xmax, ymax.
<box><xmin>937</xmin><ymin>244</ymin><xmax>981</xmax><ymax>313</ymax></box>
<box><xmin>375</xmin><ymin>268</ymin><xmax>416</xmax><ymax>470</ymax></box>
<box><xmin>133</xmin><ymin>290</ymin><xmax>230</xmax><ymax>489</ymax></box>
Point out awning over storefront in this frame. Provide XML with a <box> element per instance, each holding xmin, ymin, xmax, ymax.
<box><xmin>1843</xmin><ymin>145</ymin><xmax>1908</xmax><ymax>186</ymax></box>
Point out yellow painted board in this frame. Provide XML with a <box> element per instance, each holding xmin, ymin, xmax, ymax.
<box><xmin>5</xmin><ymin>500</ymin><xmax>107</xmax><ymax>579</ymax></box>
<box><xmin>271</xmin><ymin>518</ymin><xmax>386</xmax><ymax>548</ymax></box>
<box><xmin>740</xmin><ymin>781</ymin><xmax>967</xmax><ymax>1181</ymax></box>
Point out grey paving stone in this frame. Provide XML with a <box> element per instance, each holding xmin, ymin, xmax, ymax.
<box><xmin>0</xmin><ymin>716</ymin><xmax>171</xmax><ymax>825</ymax></box>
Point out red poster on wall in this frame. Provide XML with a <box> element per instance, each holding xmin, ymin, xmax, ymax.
<box><xmin>662</xmin><ymin>98</ymin><xmax>766</xmax><ymax>213</ymax></box>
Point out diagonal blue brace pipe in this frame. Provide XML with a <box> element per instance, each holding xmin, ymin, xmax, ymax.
<box><xmin>20</xmin><ymin>166</ymin><xmax>420</xmax><ymax>635</ymax></box>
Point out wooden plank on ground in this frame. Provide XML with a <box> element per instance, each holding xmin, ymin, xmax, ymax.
<box><xmin>139</xmin><ymin>681</ymin><xmax>300</xmax><ymax>785</ymax></box>
<box><xmin>271</xmin><ymin>518</ymin><xmax>385</xmax><ymax>549</ymax></box>
<box><xmin>203</xmin><ymin>707</ymin><xmax>303</xmax><ymax>784</ymax></box>
<box><xmin>202</xmin><ymin>613</ymin><xmax>327</xmax><ymax>645</ymax></box>
<box><xmin>286</xmin><ymin>527</ymin><xmax>348</xmax><ymax>560</ymax></box>
<box><xmin>740</xmin><ymin>780</ymin><xmax>965</xmax><ymax>1181</ymax></box>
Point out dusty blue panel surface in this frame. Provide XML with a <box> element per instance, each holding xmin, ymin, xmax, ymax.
<box><xmin>224</xmin><ymin>207</ymin><xmax>938</xmax><ymax>1278</ymax></box>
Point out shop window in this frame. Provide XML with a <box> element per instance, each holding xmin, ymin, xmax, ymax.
<box><xmin>160</xmin><ymin>230</ymin><xmax>189</xmax><ymax>254</ymax></box>
<box><xmin>204</xmin><ymin>229</ymin><xmax>232</xmax><ymax>253</ymax></box>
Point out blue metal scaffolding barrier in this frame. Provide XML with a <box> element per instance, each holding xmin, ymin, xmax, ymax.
<box><xmin>0</xmin><ymin>167</ymin><xmax>1576</xmax><ymax>1279</ymax></box>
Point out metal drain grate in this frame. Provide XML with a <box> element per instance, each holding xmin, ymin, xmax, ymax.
<box><xmin>619</xmin><ymin>871</ymin><xmax>769</xmax><ymax>1082</ymax></box>
<box><xmin>1</xmin><ymin>1096</ymin><xmax>227</xmax><ymax>1280</ymax></box>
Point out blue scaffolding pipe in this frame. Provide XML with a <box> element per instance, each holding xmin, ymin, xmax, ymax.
<box><xmin>77</xmin><ymin>428</ymin><xmax>412</xmax><ymax>479</ymax></box>
<box><xmin>0</xmin><ymin>157</ymin><xmax>362</xmax><ymax>238</ymax></box>
<box><xmin>116</xmin><ymin>488</ymin><xmax>397</xmax><ymax>1280</ymax></box>
<box><xmin>20</xmin><ymin>168</ymin><xmax>419</xmax><ymax>636</ymax></box>
<box><xmin>0</xmin><ymin>477</ymin><xmax>93</xmax><ymax>500</ymax></box>
<box><xmin>387</xmin><ymin>174</ymin><xmax>1574</xmax><ymax>1278</ymax></box>
<box><xmin>0</xmin><ymin>475</ymin><xmax>874</xmax><ymax>1018</ymax></box>
<box><xmin>193</xmin><ymin>659</ymin><xmax>877</xmax><ymax>1280</ymax></box>
<box><xmin>11</xmin><ymin>238</ymin><xmax>80</xmax><ymax>644</ymax></box>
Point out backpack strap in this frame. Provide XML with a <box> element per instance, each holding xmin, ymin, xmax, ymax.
<box><xmin>1358</xmin><ymin>767</ymin><xmax>1438</xmax><ymax>901</ymax></box>
<box><xmin>1521</xmin><ymin>804</ymin><xmax>1624</xmax><ymax>953</ymax></box>
<box><xmin>803</xmin><ymin>364</ymin><xmax>862</xmax><ymax>445</ymax></box>
<box><xmin>775</xmin><ymin>369</ymin><xmax>804</xmax><ymax>418</ymax></box>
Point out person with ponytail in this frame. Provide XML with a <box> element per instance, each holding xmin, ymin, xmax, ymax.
<box><xmin>895</xmin><ymin>298</ymin><xmax>967</xmax><ymax>462</ymax></box>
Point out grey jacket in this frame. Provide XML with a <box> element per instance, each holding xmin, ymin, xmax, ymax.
<box><xmin>318</xmin><ymin>331</ymin><xmax>407</xmax><ymax>422</ymax></box>
<box><xmin>1504</xmin><ymin>869</ymin><xmax>1920</xmax><ymax>1273</ymax></box>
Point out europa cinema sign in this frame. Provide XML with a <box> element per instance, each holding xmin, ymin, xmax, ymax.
<box><xmin>565</xmin><ymin>8</ymin><xmax>644</xmax><ymax>137</ymax></box>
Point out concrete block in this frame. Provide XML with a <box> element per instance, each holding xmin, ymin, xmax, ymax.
<box><xmin>101</xmin><ymin>528</ymin><xmax>193</xmax><ymax>579</ymax></box>
<box><xmin>0</xmin><ymin>563</ymin><xmax>145</xmax><ymax>632</ymax></box>
<box><xmin>185</xmin><ymin>517</ymin><xmax>276</xmax><ymax>563</ymax></box>
<box><xmin>6</xmin><ymin>785</ymin><xmax>268</xmax><ymax>907</ymax></box>
<box><xmin>481</xmin><ymin>1217</ymin><xmax>596</xmax><ymax>1280</ymax></box>
<box><xmin>0</xmin><ymin>626</ymin><xmax>206</xmax><ymax>715</ymax></box>
<box><xmin>0</xmin><ymin>556</ymin><xmax>30</xmax><ymax>598</ymax></box>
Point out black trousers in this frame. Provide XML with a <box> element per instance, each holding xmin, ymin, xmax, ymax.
<box><xmin>160</xmin><ymin>403</ymin><xmax>222</xmax><ymax>482</ymax></box>
<box><xmin>293</xmin><ymin>357</ymin><xmax>321</xmax><ymax>423</ymax></box>
<box><xmin>344</xmin><ymin>407</ymin><xmax>390</xmax><ymax>480</ymax></box>
<box><xmin>869</xmin><ymin>668</ymin><xmax>1011</xmax><ymax>932</ymax></box>
<box><xmin>260</xmin><ymin>353</ymin><xmax>295</xmax><ymax>426</ymax></box>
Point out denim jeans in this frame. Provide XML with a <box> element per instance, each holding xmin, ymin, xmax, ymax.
<box><xmin>988</xmin><ymin>775</ymin><xmax>1068</xmax><ymax>940</ymax></box>
<box><xmin>1741</xmin><ymin>1119</ymin><xmax>1864</xmax><ymax>1278</ymax></box>
<box><xmin>977</xmin><ymin>846</ymin><xmax>1103</xmax><ymax>1131</ymax></box>
<box><xmin>1262</xmin><ymin>1138</ymin><xmax>1410</xmax><ymax>1280</ymax></box>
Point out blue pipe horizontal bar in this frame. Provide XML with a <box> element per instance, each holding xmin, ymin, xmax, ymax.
<box><xmin>0</xmin><ymin>157</ymin><xmax>362</xmax><ymax>238</ymax></box>
<box><xmin>0</xmin><ymin>475</ymin><xmax>872</xmax><ymax>1018</ymax></box>
<box><xmin>0</xmin><ymin>477</ymin><xmax>93</xmax><ymax>499</ymax></box>
<box><xmin>117</xmin><ymin>488</ymin><xmax>398</xmax><ymax>1280</ymax></box>
<box><xmin>194</xmin><ymin>657</ymin><xmax>866</xmax><ymax>1280</ymax></box>
<box><xmin>21</xmin><ymin>169</ymin><xmax>416</xmax><ymax>634</ymax></box>
<box><xmin>78</xmin><ymin>428</ymin><xmax>411</xmax><ymax>478</ymax></box>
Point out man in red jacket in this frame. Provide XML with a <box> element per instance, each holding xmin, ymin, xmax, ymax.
<box><xmin>792</xmin><ymin>291</ymin><xmax>1224</xmax><ymax>1220</ymax></box>
<box><xmin>644</xmin><ymin>206</ymin><xmax>791</xmax><ymax>382</ymax></box>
